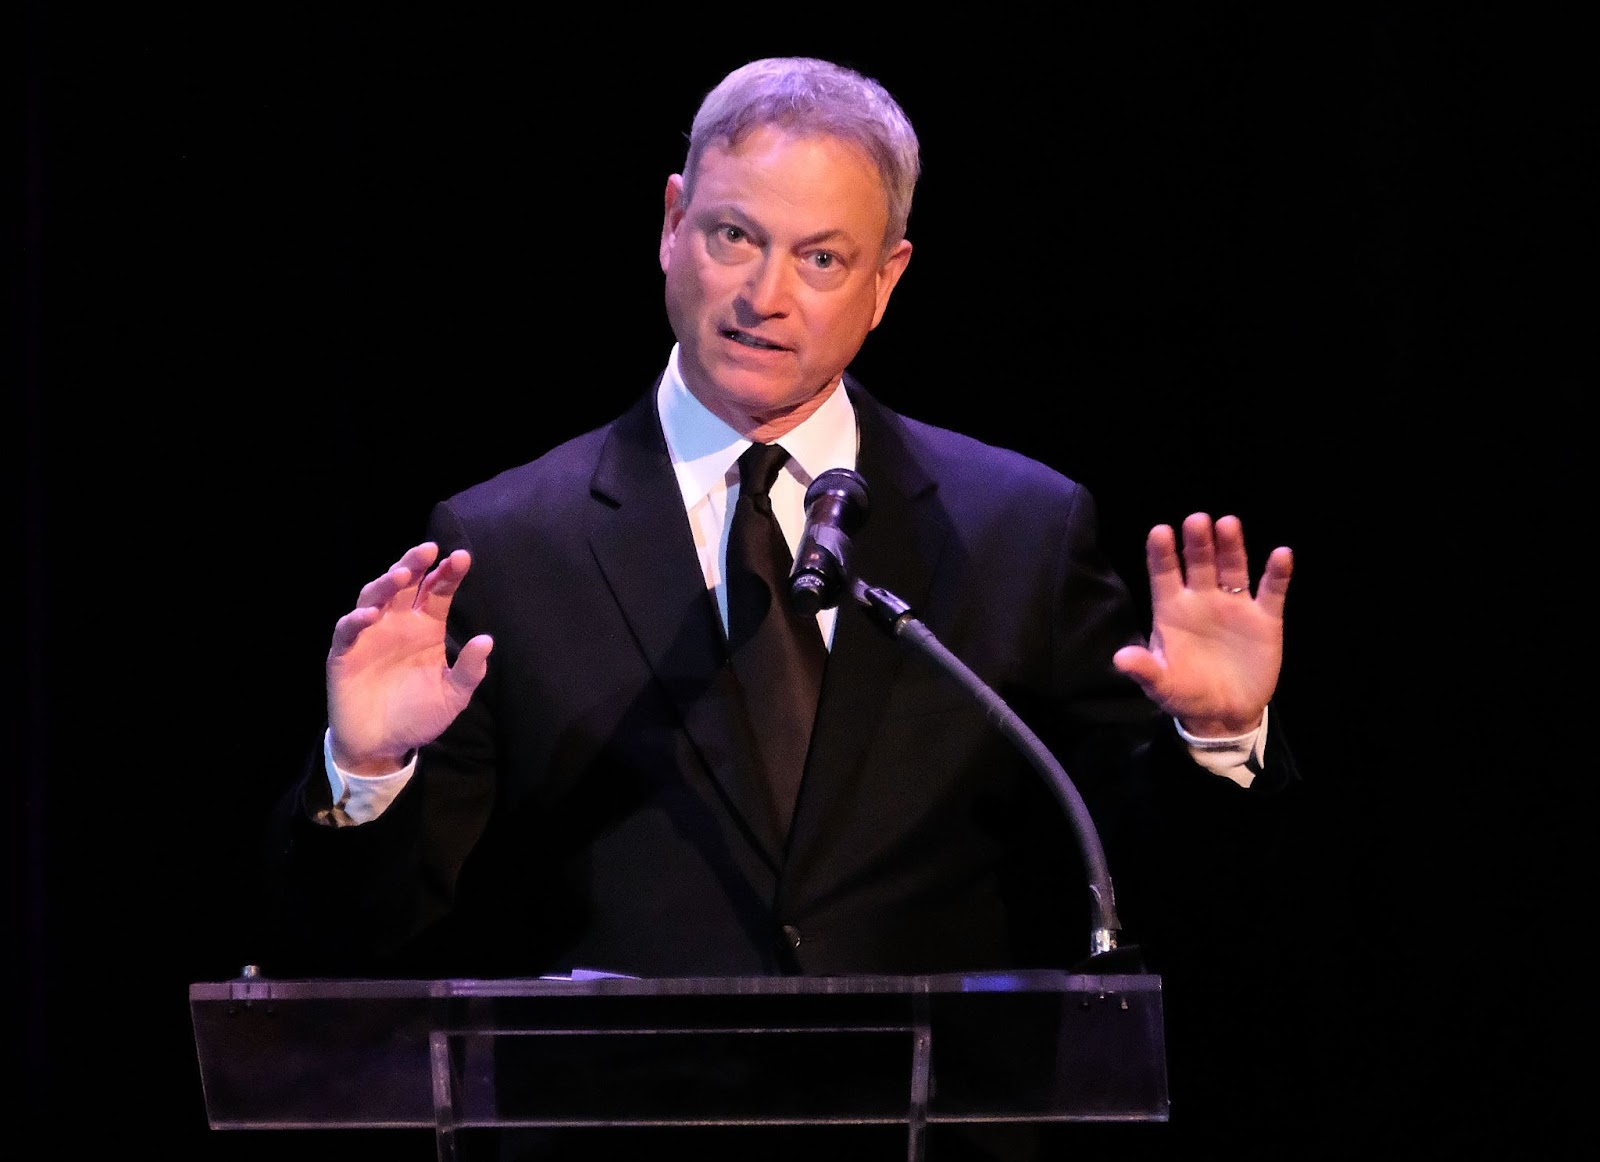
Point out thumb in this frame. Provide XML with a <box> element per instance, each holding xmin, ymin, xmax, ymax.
<box><xmin>1112</xmin><ymin>644</ymin><xmax>1162</xmax><ymax>692</ymax></box>
<box><xmin>449</xmin><ymin>634</ymin><xmax>495</xmax><ymax>694</ymax></box>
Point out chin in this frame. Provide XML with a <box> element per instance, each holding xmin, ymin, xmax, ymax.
<box><xmin>711</xmin><ymin>369</ymin><xmax>808</xmax><ymax>413</ymax></box>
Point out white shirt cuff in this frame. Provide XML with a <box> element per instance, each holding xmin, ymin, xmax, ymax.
<box><xmin>320</xmin><ymin>729</ymin><xmax>416</xmax><ymax>826</ymax></box>
<box><xmin>1174</xmin><ymin>706</ymin><xmax>1269</xmax><ymax>789</ymax></box>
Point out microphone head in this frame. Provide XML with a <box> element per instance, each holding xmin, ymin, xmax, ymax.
<box><xmin>804</xmin><ymin>468</ymin><xmax>870</xmax><ymax>531</ymax></box>
<box><xmin>790</xmin><ymin>468</ymin><xmax>871</xmax><ymax>616</ymax></box>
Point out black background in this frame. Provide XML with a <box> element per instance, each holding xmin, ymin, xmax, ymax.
<box><xmin>12</xmin><ymin>6</ymin><xmax>1583</xmax><ymax>1158</ymax></box>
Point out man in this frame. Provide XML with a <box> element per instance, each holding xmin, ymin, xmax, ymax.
<box><xmin>262</xmin><ymin>55</ymin><xmax>1297</xmax><ymax>1158</ymax></box>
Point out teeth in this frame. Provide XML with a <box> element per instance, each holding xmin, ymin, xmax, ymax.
<box><xmin>727</xmin><ymin>330</ymin><xmax>779</xmax><ymax>350</ymax></box>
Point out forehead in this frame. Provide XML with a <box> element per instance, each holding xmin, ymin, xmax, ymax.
<box><xmin>690</xmin><ymin>125</ymin><xmax>890</xmax><ymax>243</ymax></box>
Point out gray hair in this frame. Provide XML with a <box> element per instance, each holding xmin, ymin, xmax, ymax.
<box><xmin>684</xmin><ymin>57</ymin><xmax>921</xmax><ymax>258</ymax></box>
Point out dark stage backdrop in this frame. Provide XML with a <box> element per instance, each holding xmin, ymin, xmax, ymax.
<box><xmin>14</xmin><ymin>7</ymin><xmax>1581</xmax><ymax>1159</ymax></box>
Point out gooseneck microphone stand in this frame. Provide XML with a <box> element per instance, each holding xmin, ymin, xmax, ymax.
<box><xmin>848</xmin><ymin>577</ymin><xmax>1133</xmax><ymax>969</ymax></box>
<box><xmin>792</xmin><ymin>466</ymin><xmax>1135</xmax><ymax>968</ymax></box>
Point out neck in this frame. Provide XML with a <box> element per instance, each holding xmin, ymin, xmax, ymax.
<box><xmin>699</xmin><ymin>379</ymin><xmax>843</xmax><ymax>444</ymax></box>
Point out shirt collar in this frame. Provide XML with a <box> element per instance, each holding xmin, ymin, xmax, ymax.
<box><xmin>657</xmin><ymin>344</ymin><xmax>858</xmax><ymax>505</ymax></box>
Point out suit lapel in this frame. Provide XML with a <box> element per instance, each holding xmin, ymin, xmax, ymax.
<box><xmin>785</xmin><ymin>384</ymin><xmax>949</xmax><ymax>872</ymax></box>
<box><xmin>588</xmin><ymin>389</ymin><xmax>788</xmax><ymax>866</ymax></box>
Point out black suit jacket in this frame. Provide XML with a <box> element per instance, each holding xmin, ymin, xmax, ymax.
<box><xmin>264</xmin><ymin>376</ymin><xmax>1296</xmax><ymax>982</ymax></box>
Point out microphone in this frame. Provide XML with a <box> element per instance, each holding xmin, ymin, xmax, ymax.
<box><xmin>789</xmin><ymin>468</ymin><xmax>870</xmax><ymax>616</ymax></box>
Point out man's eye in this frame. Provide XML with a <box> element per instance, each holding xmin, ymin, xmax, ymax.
<box><xmin>718</xmin><ymin>225</ymin><xmax>747</xmax><ymax>244</ymax></box>
<box><xmin>809</xmin><ymin>252</ymin><xmax>837</xmax><ymax>270</ymax></box>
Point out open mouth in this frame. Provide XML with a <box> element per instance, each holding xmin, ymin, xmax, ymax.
<box><xmin>723</xmin><ymin>329</ymin><xmax>786</xmax><ymax>351</ymax></box>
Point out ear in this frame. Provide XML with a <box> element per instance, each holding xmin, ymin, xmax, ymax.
<box><xmin>659</xmin><ymin>174</ymin><xmax>688</xmax><ymax>274</ymax></box>
<box><xmin>868</xmin><ymin>239</ymin><xmax>913</xmax><ymax>330</ymax></box>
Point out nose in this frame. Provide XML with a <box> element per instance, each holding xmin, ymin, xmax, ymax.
<box><xmin>737</xmin><ymin>254</ymin><xmax>792</xmax><ymax>319</ymax></box>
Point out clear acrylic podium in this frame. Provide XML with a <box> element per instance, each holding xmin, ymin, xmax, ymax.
<box><xmin>191</xmin><ymin>968</ymin><xmax>1168</xmax><ymax>1160</ymax></box>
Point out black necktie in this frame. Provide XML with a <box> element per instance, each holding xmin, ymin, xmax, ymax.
<box><xmin>726</xmin><ymin>443</ymin><xmax>826</xmax><ymax>836</ymax></box>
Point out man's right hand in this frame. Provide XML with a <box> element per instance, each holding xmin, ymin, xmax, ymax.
<box><xmin>326</xmin><ymin>542</ymin><xmax>494</xmax><ymax>776</ymax></box>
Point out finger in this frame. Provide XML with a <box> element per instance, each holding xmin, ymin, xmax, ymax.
<box><xmin>1179</xmin><ymin>512</ymin><xmax>1220</xmax><ymax>591</ymax></box>
<box><xmin>426</xmin><ymin>548</ymin><xmax>473</xmax><ymax>595</ymax></box>
<box><xmin>1254</xmin><ymin>545</ymin><xmax>1294</xmax><ymax>616</ymax></box>
<box><xmin>395</xmin><ymin>542</ymin><xmax>440</xmax><ymax>575</ymax></box>
<box><xmin>1212</xmin><ymin>515</ymin><xmax>1252</xmax><ymax>593</ymax></box>
<box><xmin>415</xmin><ymin>549</ymin><xmax>474</xmax><ymax>612</ymax></box>
<box><xmin>1143</xmin><ymin>524</ymin><xmax>1185</xmax><ymax>605</ymax></box>
<box><xmin>329</xmin><ymin>604</ymin><xmax>381</xmax><ymax>654</ymax></box>
<box><xmin>354</xmin><ymin>543</ymin><xmax>440</xmax><ymax>609</ymax></box>
<box><xmin>355</xmin><ymin>568</ymin><xmax>405</xmax><ymax>609</ymax></box>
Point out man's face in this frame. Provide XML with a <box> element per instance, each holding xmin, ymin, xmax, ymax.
<box><xmin>659</xmin><ymin>125</ymin><xmax>912</xmax><ymax>439</ymax></box>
